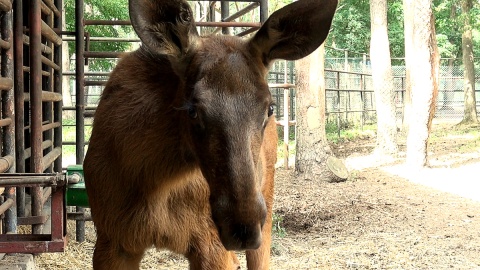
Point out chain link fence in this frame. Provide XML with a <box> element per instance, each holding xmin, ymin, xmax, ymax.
<box><xmin>266</xmin><ymin>57</ymin><xmax>480</xmax><ymax>132</ymax></box>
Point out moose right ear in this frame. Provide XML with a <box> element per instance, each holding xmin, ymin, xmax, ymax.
<box><xmin>249</xmin><ymin>0</ymin><xmax>338</xmax><ymax>66</ymax></box>
<box><xmin>129</xmin><ymin>0</ymin><xmax>198</xmax><ymax>57</ymax></box>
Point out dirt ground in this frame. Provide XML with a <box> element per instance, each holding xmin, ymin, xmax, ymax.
<box><xmin>35</xmin><ymin>123</ymin><xmax>480</xmax><ymax>269</ymax></box>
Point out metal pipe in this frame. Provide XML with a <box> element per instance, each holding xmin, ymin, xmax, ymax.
<box><xmin>24</xmin><ymin>140</ymin><xmax>53</xmax><ymax>160</ymax></box>
<box><xmin>1</xmin><ymin>2</ymin><xmax>16</xmax><ymax>234</ymax></box>
<box><xmin>0</xmin><ymin>0</ymin><xmax>11</xmax><ymax>12</ymax></box>
<box><xmin>0</xmin><ymin>77</ymin><xmax>13</xmax><ymax>90</ymax></box>
<box><xmin>0</xmin><ymin>38</ymin><xmax>10</xmax><ymax>50</ymax></box>
<box><xmin>23</xmin><ymin>66</ymin><xmax>50</xmax><ymax>76</ymax></box>
<box><xmin>83</xmin><ymin>51</ymin><xmax>123</xmax><ymax>58</ymax></box>
<box><xmin>223</xmin><ymin>2</ymin><xmax>259</xmax><ymax>22</ymax></box>
<box><xmin>41</xmin><ymin>20</ymin><xmax>62</xmax><ymax>45</ymax></box>
<box><xmin>221</xmin><ymin>1</ymin><xmax>230</xmax><ymax>35</ymax></box>
<box><xmin>0</xmin><ymin>174</ymin><xmax>65</xmax><ymax>187</ymax></box>
<box><xmin>259</xmin><ymin>0</ymin><xmax>268</xmax><ymax>23</ymax></box>
<box><xmin>0</xmin><ymin>199</ymin><xmax>14</xmax><ymax>216</ymax></box>
<box><xmin>0</xmin><ymin>155</ymin><xmax>14</xmax><ymax>173</ymax></box>
<box><xmin>54</xmin><ymin>0</ymin><xmax>63</xmax><ymax>173</ymax></box>
<box><xmin>42</xmin><ymin>147</ymin><xmax>62</xmax><ymax>172</ymax></box>
<box><xmin>41</xmin><ymin>55</ymin><xmax>60</xmax><ymax>70</ymax></box>
<box><xmin>75</xmin><ymin>0</ymin><xmax>86</xmax><ymax>243</ymax></box>
<box><xmin>23</xmin><ymin>35</ymin><xmax>53</xmax><ymax>54</ymax></box>
<box><xmin>29</xmin><ymin>0</ymin><xmax>44</xmax><ymax>234</ymax></box>
<box><xmin>14</xmin><ymin>0</ymin><xmax>26</xmax><ymax>218</ymax></box>
<box><xmin>0</xmin><ymin>117</ymin><xmax>12</xmax><ymax>127</ymax></box>
<box><xmin>23</xmin><ymin>91</ymin><xmax>62</xmax><ymax>102</ymax></box>
<box><xmin>43</xmin><ymin>0</ymin><xmax>61</xmax><ymax>17</ymax></box>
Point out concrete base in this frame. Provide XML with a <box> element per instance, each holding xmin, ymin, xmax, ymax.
<box><xmin>0</xmin><ymin>254</ymin><xmax>35</xmax><ymax>270</ymax></box>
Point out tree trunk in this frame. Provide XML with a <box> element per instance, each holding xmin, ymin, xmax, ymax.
<box><xmin>295</xmin><ymin>44</ymin><xmax>335</xmax><ymax>181</ymax></box>
<box><xmin>402</xmin><ymin>0</ymin><xmax>414</xmax><ymax>132</ymax></box>
<box><xmin>405</xmin><ymin>0</ymin><xmax>439</xmax><ymax>169</ymax></box>
<box><xmin>459</xmin><ymin>0</ymin><xmax>478</xmax><ymax>124</ymax></box>
<box><xmin>369</xmin><ymin>0</ymin><xmax>398</xmax><ymax>157</ymax></box>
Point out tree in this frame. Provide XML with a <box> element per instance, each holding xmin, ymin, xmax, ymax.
<box><xmin>458</xmin><ymin>0</ymin><xmax>478</xmax><ymax>124</ymax></box>
<box><xmin>402</xmin><ymin>0</ymin><xmax>413</xmax><ymax>131</ymax></box>
<box><xmin>369</xmin><ymin>0</ymin><xmax>398</xmax><ymax>156</ymax></box>
<box><xmin>295</xmin><ymin>44</ymin><xmax>335</xmax><ymax>181</ymax></box>
<box><xmin>405</xmin><ymin>0</ymin><xmax>440</xmax><ymax>168</ymax></box>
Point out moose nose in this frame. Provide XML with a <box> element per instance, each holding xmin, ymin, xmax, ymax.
<box><xmin>219</xmin><ymin>223</ymin><xmax>263</xmax><ymax>250</ymax></box>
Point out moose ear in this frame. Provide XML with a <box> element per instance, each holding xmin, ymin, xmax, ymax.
<box><xmin>129</xmin><ymin>0</ymin><xmax>198</xmax><ymax>56</ymax></box>
<box><xmin>249</xmin><ymin>0</ymin><xmax>337</xmax><ymax>65</ymax></box>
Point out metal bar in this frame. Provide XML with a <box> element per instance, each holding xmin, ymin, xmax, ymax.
<box><xmin>63</xmin><ymin>36</ymin><xmax>140</xmax><ymax>42</ymax></box>
<box><xmin>268</xmin><ymin>83</ymin><xmax>295</xmax><ymax>89</ymax></box>
<box><xmin>0</xmin><ymin>155</ymin><xmax>15</xmax><ymax>173</ymax></box>
<box><xmin>41</xmin><ymin>122</ymin><xmax>61</xmax><ymax>132</ymax></box>
<box><xmin>54</xmin><ymin>0</ymin><xmax>63</xmax><ymax>173</ymax></box>
<box><xmin>324</xmin><ymin>68</ymin><xmax>371</xmax><ymax>76</ymax></box>
<box><xmin>237</xmin><ymin>27</ymin><xmax>259</xmax><ymax>37</ymax></box>
<box><xmin>30</xmin><ymin>0</ymin><xmax>45</xmax><ymax>235</ymax></box>
<box><xmin>83</xmin><ymin>51</ymin><xmax>122</xmax><ymax>58</ymax></box>
<box><xmin>63</xmin><ymin>71</ymin><xmax>110</xmax><ymax>76</ymax></box>
<box><xmin>67</xmin><ymin>212</ymin><xmax>92</xmax><ymax>221</ymax></box>
<box><xmin>40</xmin><ymin>1</ymin><xmax>52</xmax><ymax>15</ymax></box>
<box><xmin>0</xmin><ymin>0</ymin><xmax>12</xmax><ymax>12</ymax></box>
<box><xmin>42</xmin><ymin>147</ymin><xmax>62</xmax><ymax>171</ymax></box>
<box><xmin>0</xmin><ymin>238</ymin><xmax>66</xmax><ymax>253</ymax></box>
<box><xmin>1</xmin><ymin>3</ymin><xmax>17</xmax><ymax>234</ymax></box>
<box><xmin>24</xmin><ymin>140</ymin><xmax>53</xmax><ymax>160</ymax></box>
<box><xmin>23</xmin><ymin>35</ymin><xmax>53</xmax><ymax>54</ymax></box>
<box><xmin>223</xmin><ymin>2</ymin><xmax>259</xmax><ymax>22</ymax></box>
<box><xmin>0</xmin><ymin>173</ymin><xmax>64</xmax><ymax>187</ymax></box>
<box><xmin>0</xmin><ymin>199</ymin><xmax>14</xmax><ymax>216</ymax></box>
<box><xmin>0</xmin><ymin>38</ymin><xmax>10</xmax><ymax>50</ymax></box>
<box><xmin>41</xmin><ymin>20</ymin><xmax>62</xmax><ymax>45</ymax></box>
<box><xmin>42</xmin><ymin>187</ymin><xmax>52</xmax><ymax>206</ymax></box>
<box><xmin>75</xmin><ymin>0</ymin><xmax>86</xmax><ymax>243</ymax></box>
<box><xmin>0</xmin><ymin>77</ymin><xmax>13</xmax><ymax>90</ymax></box>
<box><xmin>24</xmin><ymin>91</ymin><xmax>62</xmax><ymax>102</ymax></box>
<box><xmin>0</xmin><ymin>117</ymin><xmax>12</xmax><ymax>127</ymax></box>
<box><xmin>259</xmin><ymin>0</ymin><xmax>268</xmax><ymax>23</ymax></box>
<box><xmin>221</xmin><ymin>1</ymin><xmax>230</xmax><ymax>35</ymax></box>
<box><xmin>50</xmin><ymin>184</ymin><xmax>66</xmax><ymax>248</ymax></box>
<box><xmin>42</xmin><ymin>0</ymin><xmax>61</xmax><ymax>17</ymax></box>
<box><xmin>196</xmin><ymin>21</ymin><xmax>261</xmax><ymax>27</ymax></box>
<box><xmin>17</xmin><ymin>215</ymin><xmax>49</xmax><ymax>225</ymax></box>
<box><xmin>85</xmin><ymin>80</ymin><xmax>107</xmax><ymax>86</ymax></box>
<box><xmin>14</xmin><ymin>0</ymin><xmax>26</xmax><ymax>218</ymax></box>
<box><xmin>41</xmin><ymin>54</ymin><xmax>60</xmax><ymax>70</ymax></box>
<box><xmin>84</xmin><ymin>19</ymin><xmax>131</xmax><ymax>25</ymax></box>
<box><xmin>23</xmin><ymin>66</ymin><xmax>51</xmax><ymax>76</ymax></box>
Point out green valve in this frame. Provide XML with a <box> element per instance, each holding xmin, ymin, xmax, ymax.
<box><xmin>66</xmin><ymin>165</ymin><xmax>90</xmax><ymax>207</ymax></box>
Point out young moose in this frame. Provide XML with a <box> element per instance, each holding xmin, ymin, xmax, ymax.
<box><xmin>83</xmin><ymin>0</ymin><xmax>337</xmax><ymax>269</ymax></box>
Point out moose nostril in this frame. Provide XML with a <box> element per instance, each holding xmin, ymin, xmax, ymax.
<box><xmin>234</xmin><ymin>224</ymin><xmax>262</xmax><ymax>249</ymax></box>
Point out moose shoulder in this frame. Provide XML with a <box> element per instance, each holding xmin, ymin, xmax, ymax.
<box><xmin>83</xmin><ymin>0</ymin><xmax>337</xmax><ymax>269</ymax></box>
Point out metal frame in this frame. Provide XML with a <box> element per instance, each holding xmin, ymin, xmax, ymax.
<box><xmin>0</xmin><ymin>0</ymin><xmax>66</xmax><ymax>253</ymax></box>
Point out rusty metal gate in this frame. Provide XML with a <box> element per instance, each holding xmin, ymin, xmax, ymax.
<box><xmin>0</xmin><ymin>0</ymin><xmax>66</xmax><ymax>252</ymax></box>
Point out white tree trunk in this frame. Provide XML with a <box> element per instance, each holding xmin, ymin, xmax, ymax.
<box><xmin>405</xmin><ymin>0</ymin><xmax>439</xmax><ymax>168</ymax></box>
<box><xmin>369</xmin><ymin>0</ymin><xmax>398</xmax><ymax>157</ymax></box>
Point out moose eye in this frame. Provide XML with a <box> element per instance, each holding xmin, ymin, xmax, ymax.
<box><xmin>267</xmin><ymin>104</ymin><xmax>275</xmax><ymax>117</ymax></box>
<box><xmin>188</xmin><ymin>106</ymin><xmax>198</xmax><ymax>119</ymax></box>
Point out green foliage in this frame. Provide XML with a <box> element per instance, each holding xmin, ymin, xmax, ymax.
<box><xmin>326</xmin><ymin>0</ymin><xmax>405</xmax><ymax>59</ymax></box>
<box><xmin>64</xmin><ymin>0</ymin><xmax>134</xmax><ymax>71</ymax></box>
<box><xmin>272</xmin><ymin>213</ymin><xmax>287</xmax><ymax>238</ymax></box>
<box><xmin>326</xmin><ymin>121</ymin><xmax>376</xmax><ymax>143</ymax></box>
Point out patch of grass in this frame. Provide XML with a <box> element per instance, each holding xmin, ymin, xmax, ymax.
<box><xmin>326</xmin><ymin>122</ymin><xmax>377</xmax><ymax>144</ymax></box>
<box><xmin>272</xmin><ymin>213</ymin><xmax>287</xmax><ymax>238</ymax></box>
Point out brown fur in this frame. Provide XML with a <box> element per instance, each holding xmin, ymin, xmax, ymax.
<box><xmin>84</xmin><ymin>0</ymin><xmax>337</xmax><ymax>269</ymax></box>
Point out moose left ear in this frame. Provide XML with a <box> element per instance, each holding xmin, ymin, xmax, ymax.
<box><xmin>249</xmin><ymin>0</ymin><xmax>338</xmax><ymax>65</ymax></box>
